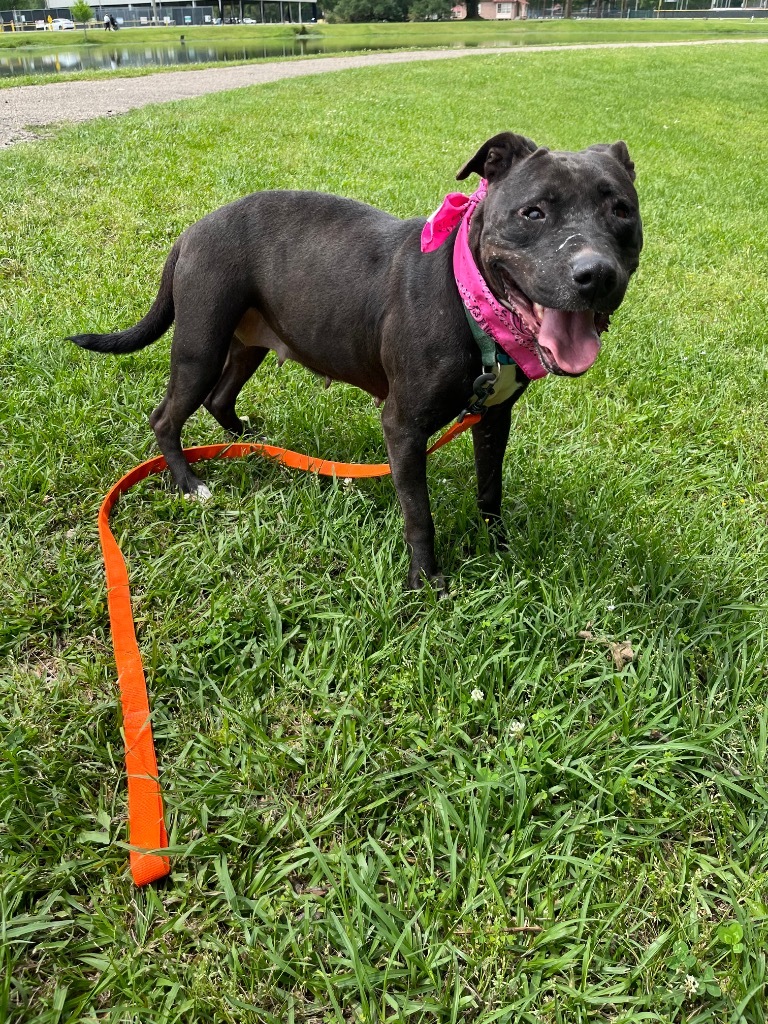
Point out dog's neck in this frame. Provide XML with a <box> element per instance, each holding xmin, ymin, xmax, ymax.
<box><xmin>421</xmin><ymin>181</ymin><xmax>548</xmax><ymax>382</ymax></box>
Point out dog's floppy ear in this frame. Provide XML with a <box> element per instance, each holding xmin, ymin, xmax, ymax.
<box><xmin>456</xmin><ymin>132</ymin><xmax>538</xmax><ymax>183</ymax></box>
<box><xmin>589</xmin><ymin>140</ymin><xmax>636</xmax><ymax>182</ymax></box>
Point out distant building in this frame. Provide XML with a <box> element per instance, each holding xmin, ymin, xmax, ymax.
<box><xmin>481</xmin><ymin>1</ymin><xmax>529</xmax><ymax>15</ymax></box>
<box><xmin>452</xmin><ymin>1</ymin><xmax>530</xmax><ymax>17</ymax></box>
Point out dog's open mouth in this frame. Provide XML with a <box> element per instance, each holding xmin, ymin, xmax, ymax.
<box><xmin>534</xmin><ymin>308</ymin><xmax>602</xmax><ymax>377</ymax></box>
<box><xmin>499</xmin><ymin>271</ymin><xmax>602</xmax><ymax>378</ymax></box>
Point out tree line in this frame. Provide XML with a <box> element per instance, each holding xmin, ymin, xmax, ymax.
<box><xmin>321</xmin><ymin>0</ymin><xmax>658</xmax><ymax>20</ymax></box>
<box><xmin>321</xmin><ymin>0</ymin><xmax>456</xmax><ymax>20</ymax></box>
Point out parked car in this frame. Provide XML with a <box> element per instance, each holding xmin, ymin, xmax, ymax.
<box><xmin>34</xmin><ymin>19</ymin><xmax>47</xmax><ymax>29</ymax></box>
<box><xmin>51</xmin><ymin>18</ymin><xmax>75</xmax><ymax>29</ymax></box>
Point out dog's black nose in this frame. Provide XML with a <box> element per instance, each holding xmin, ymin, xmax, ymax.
<box><xmin>571</xmin><ymin>252</ymin><xmax>618</xmax><ymax>304</ymax></box>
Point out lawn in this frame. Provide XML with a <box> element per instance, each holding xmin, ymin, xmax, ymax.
<box><xmin>2</xmin><ymin>42</ymin><xmax>768</xmax><ymax>1023</ymax></box>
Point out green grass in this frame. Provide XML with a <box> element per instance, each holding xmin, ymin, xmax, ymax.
<box><xmin>1</xmin><ymin>19</ymin><xmax>767</xmax><ymax>88</ymax></box>
<box><xmin>3</xmin><ymin>43</ymin><xmax>768</xmax><ymax>1022</ymax></box>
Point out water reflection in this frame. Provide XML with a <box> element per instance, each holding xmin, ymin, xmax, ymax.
<box><xmin>0</xmin><ymin>37</ymin><xmax>524</xmax><ymax>78</ymax></box>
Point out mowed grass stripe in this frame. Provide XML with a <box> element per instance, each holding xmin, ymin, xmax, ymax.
<box><xmin>2</xmin><ymin>45</ymin><xmax>768</xmax><ymax>1022</ymax></box>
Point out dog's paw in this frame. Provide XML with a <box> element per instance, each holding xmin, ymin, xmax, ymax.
<box><xmin>482</xmin><ymin>515</ymin><xmax>509</xmax><ymax>551</ymax></box>
<box><xmin>184</xmin><ymin>483</ymin><xmax>213</xmax><ymax>502</ymax></box>
<box><xmin>238</xmin><ymin>416</ymin><xmax>267</xmax><ymax>442</ymax></box>
<box><xmin>407</xmin><ymin>569</ymin><xmax>448</xmax><ymax>597</ymax></box>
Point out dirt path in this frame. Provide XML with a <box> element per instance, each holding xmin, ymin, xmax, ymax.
<box><xmin>2</xmin><ymin>36</ymin><xmax>767</xmax><ymax>149</ymax></box>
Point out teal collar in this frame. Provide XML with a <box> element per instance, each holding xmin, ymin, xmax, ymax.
<box><xmin>462</xmin><ymin>306</ymin><xmax>529</xmax><ymax>415</ymax></box>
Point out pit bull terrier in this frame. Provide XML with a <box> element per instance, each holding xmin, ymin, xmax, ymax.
<box><xmin>70</xmin><ymin>132</ymin><xmax>642</xmax><ymax>589</ymax></box>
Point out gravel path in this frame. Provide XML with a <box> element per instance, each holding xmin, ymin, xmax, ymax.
<box><xmin>2</xmin><ymin>36</ymin><xmax>767</xmax><ymax>149</ymax></box>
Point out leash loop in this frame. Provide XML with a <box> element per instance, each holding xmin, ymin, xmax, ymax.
<box><xmin>99</xmin><ymin>419</ymin><xmax>481</xmax><ymax>884</ymax></box>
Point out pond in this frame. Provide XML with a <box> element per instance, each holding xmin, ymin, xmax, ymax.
<box><xmin>0</xmin><ymin>35</ymin><xmax>526</xmax><ymax>78</ymax></box>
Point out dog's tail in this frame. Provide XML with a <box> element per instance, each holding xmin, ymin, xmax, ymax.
<box><xmin>69</xmin><ymin>242</ymin><xmax>180</xmax><ymax>354</ymax></box>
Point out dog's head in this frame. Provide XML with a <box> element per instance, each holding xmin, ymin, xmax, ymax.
<box><xmin>457</xmin><ymin>132</ymin><xmax>643</xmax><ymax>377</ymax></box>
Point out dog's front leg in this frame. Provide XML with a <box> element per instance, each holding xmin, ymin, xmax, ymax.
<box><xmin>381</xmin><ymin>403</ymin><xmax>442</xmax><ymax>591</ymax></box>
<box><xmin>471</xmin><ymin>400</ymin><xmax>516</xmax><ymax>538</ymax></box>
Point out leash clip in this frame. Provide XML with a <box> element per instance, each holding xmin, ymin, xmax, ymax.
<box><xmin>458</xmin><ymin>363</ymin><xmax>499</xmax><ymax>422</ymax></box>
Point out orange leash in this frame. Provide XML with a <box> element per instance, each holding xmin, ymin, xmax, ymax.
<box><xmin>98</xmin><ymin>415</ymin><xmax>480</xmax><ymax>885</ymax></box>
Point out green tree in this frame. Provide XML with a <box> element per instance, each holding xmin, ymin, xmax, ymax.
<box><xmin>408</xmin><ymin>0</ymin><xmax>455</xmax><ymax>19</ymax></box>
<box><xmin>327</xmin><ymin>0</ymin><xmax>408</xmax><ymax>21</ymax></box>
<box><xmin>70</xmin><ymin>0</ymin><xmax>93</xmax><ymax>38</ymax></box>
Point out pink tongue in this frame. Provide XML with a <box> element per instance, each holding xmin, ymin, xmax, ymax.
<box><xmin>538</xmin><ymin>309</ymin><xmax>601</xmax><ymax>376</ymax></box>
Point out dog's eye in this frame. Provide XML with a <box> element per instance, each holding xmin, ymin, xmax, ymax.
<box><xmin>521</xmin><ymin>207</ymin><xmax>545</xmax><ymax>221</ymax></box>
<box><xmin>613</xmin><ymin>203</ymin><xmax>633</xmax><ymax>220</ymax></box>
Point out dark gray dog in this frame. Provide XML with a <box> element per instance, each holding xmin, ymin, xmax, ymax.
<box><xmin>71</xmin><ymin>132</ymin><xmax>642</xmax><ymax>590</ymax></box>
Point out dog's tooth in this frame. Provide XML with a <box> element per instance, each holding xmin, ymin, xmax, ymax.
<box><xmin>533</xmin><ymin>303</ymin><xmax>545</xmax><ymax>319</ymax></box>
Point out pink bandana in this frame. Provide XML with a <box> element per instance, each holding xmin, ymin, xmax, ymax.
<box><xmin>421</xmin><ymin>179</ymin><xmax>548</xmax><ymax>381</ymax></box>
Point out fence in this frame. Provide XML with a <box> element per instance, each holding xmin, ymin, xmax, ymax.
<box><xmin>1</xmin><ymin>7</ymin><xmax>218</xmax><ymax>27</ymax></box>
<box><xmin>92</xmin><ymin>6</ymin><xmax>217</xmax><ymax>25</ymax></box>
<box><xmin>0</xmin><ymin>4</ymin><xmax>323</xmax><ymax>27</ymax></box>
<box><xmin>519</xmin><ymin>3</ymin><xmax>768</xmax><ymax>14</ymax></box>
<box><xmin>2</xmin><ymin>8</ymin><xmax>73</xmax><ymax>27</ymax></box>
<box><xmin>0</xmin><ymin>4</ymin><xmax>313</xmax><ymax>27</ymax></box>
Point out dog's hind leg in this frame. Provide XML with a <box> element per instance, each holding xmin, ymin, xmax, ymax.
<box><xmin>150</xmin><ymin>303</ymin><xmax>240</xmax><ymax>498</ymax></box>
<box><xmin>202</xmin><ymin>308</ymin><xmax>286</xmax><ymax>436</ymax></box>
<box><xmin>204</xmin><ymin>339</ymin><xmax>268</xmax><ymax>435</ymax></box>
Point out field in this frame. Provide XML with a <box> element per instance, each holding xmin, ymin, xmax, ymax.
<box><xmin>3</xmin><ymin>41</ymin><xmax>768</xmax><ymax>1023</ymax></box>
